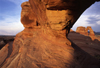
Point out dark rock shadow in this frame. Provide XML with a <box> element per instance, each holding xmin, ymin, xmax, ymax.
<box><xmin>68</xmin><ymin>38</ymin><xmax>100</xmax><ymax>68</ymax></box>
<box><xmin>0</xmin><ymin>36</ymin><xmax>15</xmax><ymax>49</ymax></box>
<box><xmin>68</xmin><ymin>32</ymin><xmax>100</xmax><ymax>67</ymax></box>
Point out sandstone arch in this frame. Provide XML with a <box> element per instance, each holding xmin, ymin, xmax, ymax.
<box><xmin>76</xmin><ymin>26</ymin><xmax>95</xmax><ymax>36</ymax></box>
<box><xmin>76</xmin><ymin>26</ymin><xmax>95</xmax><ymax>40</ymax></box>
<box><xmin>85</xmin><ymin>26</ymin><xmax>95</xmax><ymax>36</ymax></box>
<box><xmin>0</xmin><ymin>0</ymin><xmax>100</xmax><ymax>68</ymax></box>
<box><xmin>76</xmin><ymin>26</ymin><xmax>86</xmax><ymax>35</ymax></box>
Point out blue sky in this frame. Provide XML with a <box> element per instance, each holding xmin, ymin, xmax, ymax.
<box><xmin>72</xmin><ymin>2</ymin><xmax>100</xmax><ymax>32</ymax></box>
<box><xmin>0</xmin><ymin>0</ymin><xmax>100</xmax><ymax>35</ymax></box>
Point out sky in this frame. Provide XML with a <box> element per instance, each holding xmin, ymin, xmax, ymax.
<box><xmin>0</xmin><ymin>0</ymin><xmax>100</xmax><ymax>35</ymax></box>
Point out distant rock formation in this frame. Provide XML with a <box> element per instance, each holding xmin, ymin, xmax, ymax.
<box><xmin>76</xmin><ymin>26</ymin><xmax>95</xmax><ymax>40</ymax></box>
<box><xmin>0</xmin><ymin>0</ymin><xmax>100</xmax><ymax>68</ymax></box>
<box><xmin>85</xmin><ymin>26</ymin><xmax>95</xmax><ymax>36</ymax></box>
<box><xmin>76</xmin><ymin>26</ymin><xmax>86</xmax><ymax>35</ymax></box>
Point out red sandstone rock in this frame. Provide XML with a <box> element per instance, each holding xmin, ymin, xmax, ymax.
<box><xmin>86</xmin><ymin>26</ymin><xmax>95</xmax><ymax>40</ymax></box>
<box><xmin>0</xmin><ymin>0</ymin><xmax>100</xmax><ymax>68</ymax></box>
<box><xmin>21</xmin><ymin>2</ymin><xmax>39</xmax><ymax>28</ymax></box>
<box><xmin>70</xmin><ymin>29</ymin><xmax>74</xmax><ymax>32</ymax></box>
<box><xmin>86</xmin><ymin>26</ymin><xmax>95</xmax><ymax>36</ymax></box>
<box><xmin>76</xmin><ymin>26</ymin><xmax>95</xmax><ymax>40</ymax></box>
<box><xmin>76</xmin><ymin>26</ymin><xmax>86</xmax><ymax>35</ymax></box>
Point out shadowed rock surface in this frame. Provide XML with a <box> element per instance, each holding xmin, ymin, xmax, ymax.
<box><xmin>68</xmin><ymin>32</ymin><xmax>100</xmax><ymax>58</ymax></box>
<box><xmin>0</xmin><ymin>36</ymin><xmax>15</xmax><ymax>49</ymax></box>
<box><xmin>0</xmin><ymin>0</ymin><xmax>100</xmax><ymax>68</ymax></box>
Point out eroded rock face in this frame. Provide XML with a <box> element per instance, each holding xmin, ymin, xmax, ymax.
<box><xmin>0</xmin><ymin>0</ymin><xmax>100</xmax><ymax>68</ymax></box>
<box><xmin>21</xmin><ymin>2</ymin><xmax>39</xmax><ymax>28</ymax></box>
<box><xmin>29</xmin><ymin>0</ymin><xmax>100</xmax><ymax>36</ymax></box>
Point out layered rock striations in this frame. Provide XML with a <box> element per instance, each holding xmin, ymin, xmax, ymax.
<box><xmin>0</xmin><ymin>0</ymin><xmax>100</xmax><ymax>68</ymax></box>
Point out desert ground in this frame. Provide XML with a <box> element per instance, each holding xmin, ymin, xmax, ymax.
<box><xmin>68</xmin><ymin>32</ymin><xmax>100</xmax><ymax>60</ymax></box>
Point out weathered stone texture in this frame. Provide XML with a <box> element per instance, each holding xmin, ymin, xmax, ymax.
<box><xmin>21</xmin><ymin>1</ymin><xmax>38</xmax><ymax>28</ymax></box>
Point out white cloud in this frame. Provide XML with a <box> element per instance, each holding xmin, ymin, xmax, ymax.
<box><xmin>72</xmin><ymin>14</ymin><xmax>100</xmax><ymax>31</ymax></box>
<box><xmin>87</xmin><ymin>15</ymin><xmax>100</xmax><ymax>25</ymax></box>
<box><xmin>72</xmin><ymin>15</ymin><xmax>95</xmax><ymax>31</ymax></box>
<box><xmin>0</xmin><ymin>15</ymin><xmax>24</xmax><ymax>35</ymax></box>
<box><xmin>97</xmin><ymin>21</ymin><xmax>100</xmax><ymax>25</ymax></box>
<box><xmin>0</xmin><ymin>0</ymin><xmax>26</xmax><ymax>35</ymax></box>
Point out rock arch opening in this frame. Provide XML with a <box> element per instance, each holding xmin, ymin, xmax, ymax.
<box><xmin>88</xmin><ymin>30</ymin><xmax>90</xmax><ymax>35</ymax></box>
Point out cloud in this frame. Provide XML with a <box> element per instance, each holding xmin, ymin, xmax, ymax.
<box><xmin>97</xmin><ymin>21</ymin><xmax>100</xmax><ymax>25</ymax></box>
<box><xmin>72</xmin><ymin>2</ymin><xmax>100</xmax><ymax>32</ymax></box>
<box><xmin>0</xmin><ymin>15</ymin><xmax>24</xmax><ymax>35</ymax></box>
<box><xmin>0</xmin><ymin>0</ymin><xmax>100</xmax><ymax>35</ymax></box>
<box><xmin>0</xmin><ymin>0</ymin><xmax>27</xmax><ymax>35</ymax></box>
<box><xmin>73</xmin><ymin>15</ymin><xmax>95</xmax><ymax>27</ymax></box>
<box><xmin>86</xmin><ymin>15</ymin><xmax>100</xmax><ymax>25</ymax></box>
<box><xmin>72</xmin><ymin>15</ymin><xmax>100</xmax><ymax>32</ymax></box>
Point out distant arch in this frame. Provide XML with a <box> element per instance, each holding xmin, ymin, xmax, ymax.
<box><xmin>85</xmin><ymin>26</ymin><xmax>95</xmax><ymax>36</ymax></box>
<box><xmin>88</xmin><ymin>30</ymin><xmax>90</xmax><ymax>35</ymax></box>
